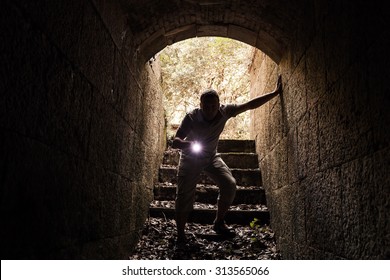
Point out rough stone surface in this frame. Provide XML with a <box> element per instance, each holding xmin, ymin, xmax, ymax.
<box><xmin>250</xmin><ymin>1</ymin><xmax>389</xmax><ymax>259</ymax></box>
<box><xmin>1</xmin><ymin>0</ymin><xmax>165</xmax><ymax>259</ymax></box>
<box><xmin>120</xmin><ymin>0</ymin><xmax>302</xmax><ymax>63</ymax></box>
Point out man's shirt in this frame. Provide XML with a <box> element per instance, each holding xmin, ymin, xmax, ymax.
<box><xmin>176</xmin><ymin>104</ymin><xmax>240</xmax><ymax>158</ymax></box>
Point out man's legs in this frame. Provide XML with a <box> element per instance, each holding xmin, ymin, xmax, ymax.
<box><xmin>175</xmin><ymin>211</ymin><xmax>188</xmax><ymax>242</ymax></box>
<box><xmin>175</xmin><ymin>175</ymin><xmax>197</xmax><ymax>242</ymax></box>
<box><xmin>215</xmin><ymin>199</ymin><xmax>231</xmax><ymax>224</ymax></box>
<box><xmin>205</xmin><ymin>155</ymin><xmax>237</xmax><ymax>234</ymax></box>
<box><xmin>175</xmin><ymin>156</ymin><xmax>203</xmax><ymax>243</ymax></box>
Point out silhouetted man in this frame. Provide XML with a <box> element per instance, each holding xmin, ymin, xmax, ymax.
<box><xmin>172</xmin><ymin>75</ymin><xmax>282</xmax><ymax>249</ymax></box>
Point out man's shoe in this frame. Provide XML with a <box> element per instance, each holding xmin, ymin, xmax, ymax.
<box><xmin>213</xmin><ymin>221</ymin><xmax>236</xmax><ymax>238</ymax></box>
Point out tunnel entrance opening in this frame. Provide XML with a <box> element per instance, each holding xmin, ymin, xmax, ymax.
<box><xmin>128</xmin><ymin>37</ymin><xmax>283</xmax><ymax>260</ymax></box>
<box><xmin>157</xmin><ymin>36</ymin><xmax>255</xmax><ymax>141</ymax></box>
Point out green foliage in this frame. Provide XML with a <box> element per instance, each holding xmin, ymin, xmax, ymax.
<box><xmin>249</xmin><ymin>218</ymin><xmax>273</xmax><ymax>251</ymax></box>
<box><xmin>250</xmin><ymin>217</ymin><xmax>261</xmax><ymax>229</ymax></box>
<box><xmin>158</xmin><ymin>37</ymin><xmax>254</xmax><ymax>139</ymax></box>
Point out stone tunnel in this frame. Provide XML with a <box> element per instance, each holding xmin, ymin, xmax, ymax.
<box><xmin>1</xmin><ymin>0</ymin><xmax>389</xmax><ymax>259</ymax></box>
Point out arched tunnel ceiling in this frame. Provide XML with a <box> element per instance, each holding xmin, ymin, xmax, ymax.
<box><xmin>118</xmin><ymin>0</ymin><xmax>305</xmax><ymax>63</ymax></box>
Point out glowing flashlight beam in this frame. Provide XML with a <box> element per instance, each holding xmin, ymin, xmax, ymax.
<box><xmin>192</xmin><ymin>142</ymin><xmax>202</xmax><ymax>153</ymax></box>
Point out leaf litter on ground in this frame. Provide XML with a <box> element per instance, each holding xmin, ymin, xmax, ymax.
<box><xmin>129</xmin><ymin>217</ymin><xmax>282</xmax><ymax>260</ymax></box>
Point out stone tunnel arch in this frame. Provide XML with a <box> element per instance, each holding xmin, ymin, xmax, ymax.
<box><xmin>140</xmin><ymin>24</ymin><xmax>284</xmax><ymax>64</ymax></box>
<box><xmin>118</xmin><ymin>0</ymin><xmax>305</xmax><ymax>64</ymax></box>
<box><xmin>1</xmin><ymin>0</ymin><xmax>388</xmax><ymax>260</ymax></box>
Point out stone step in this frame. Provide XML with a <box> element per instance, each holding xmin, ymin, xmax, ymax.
<box><xmin>159</xmin><ymin>166</ymin><xmax>262</xmax><ymax>187</ymax></box>
<box><xmin>163</xmin><ymin>149</ymin><xmax>259</xmax><ymax>169</ymax></box>
<box><xmin>149</xmin><ymin>201</ymin><xmax>270</xmax><ymax>225</ymax></box>
<box><xmin>153</xmin><ymin>183</ymin><xmax>267</xmax><ymax>205</ymax></box>
<box><xmin>217</xmin><ymin>139</ymin><xmax>256</xmax><ymax>153</ymax></box>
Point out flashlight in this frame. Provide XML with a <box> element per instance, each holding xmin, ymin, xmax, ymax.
<box><xmin>191</xmin><ymin>142</ymin><xmax>202</xmax><ymax>153</ymax></box>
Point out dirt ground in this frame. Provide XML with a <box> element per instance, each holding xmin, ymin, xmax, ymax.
<box><xmin>129</xmin><ymin>217</ymin><xmax>281</xmax><ymax>260</ymax></box>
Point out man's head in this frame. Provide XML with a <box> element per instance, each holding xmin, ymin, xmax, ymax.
<box><xmin>200</xmin><ymin>89</ymin><xmax>220</xmax><ymax>121</ymax></box>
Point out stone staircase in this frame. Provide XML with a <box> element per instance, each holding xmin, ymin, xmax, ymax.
<box><xmin>149</xmin><ymin>139</ymin><xmax>270</xmax><ymax>226</ymax></box>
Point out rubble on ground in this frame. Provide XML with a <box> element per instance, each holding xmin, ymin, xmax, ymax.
<box><xmin>129</xmin><ymin>217</ymin><xmax>281</xmax><ymax>260</ymax></box>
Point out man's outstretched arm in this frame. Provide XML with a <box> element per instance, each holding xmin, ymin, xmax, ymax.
<box><xmin>235</xmin><ymin>75</ymin><xmax>282</xmax><ymax>115</ymax></box>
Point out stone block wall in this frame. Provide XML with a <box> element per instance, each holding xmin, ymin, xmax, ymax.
<box><xmin>250</xmin><ymin>1</ymin><xmax>389</xmax><ymax>259</ymax></box>
<box><xmin>0</xmin><ymin>0</ymin><xmax>165</xmax><ymax>259</ymax></box>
